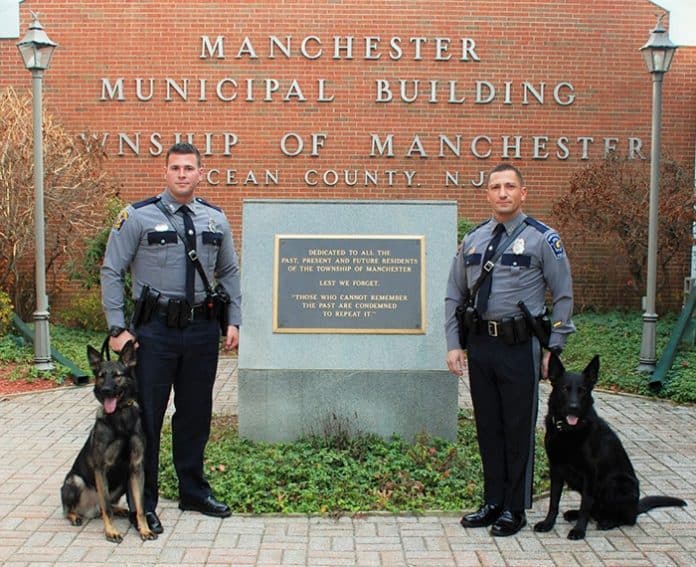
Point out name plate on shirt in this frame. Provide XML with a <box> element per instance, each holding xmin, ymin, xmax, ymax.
<box><xmin>273</xmin><ymin>235</ymin><xmax>425</xmax><ymax>333</ymax></box>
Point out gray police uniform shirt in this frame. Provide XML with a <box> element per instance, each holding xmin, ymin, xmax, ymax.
<box><xmin>445</xmin><ymin>212</ymin><xmax>575</xmax><ymax>352</ymax></box>
<box><xmin>101</xmin><ymin>189</ymin><xmax>242</xmax><ymax>329</ymax></box>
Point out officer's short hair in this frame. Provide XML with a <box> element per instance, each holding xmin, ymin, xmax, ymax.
<box><xmin>166</xmin><ymin>143</ymin><xmax>201</xmax><ymax>167</ymax></box>
<box><xmin>488</xmin><ymin>163</ymin><xmax>523</xmax><ymax>186</ymax></box>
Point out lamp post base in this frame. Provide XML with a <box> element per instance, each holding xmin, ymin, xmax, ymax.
<box><xmin>637</xmin><ymin>311</ymin><xmax>658</xmax><ymax>373</ymax></box>
<box><xmin>33</xmin><ymin>309</ymin><xmax>54</xmax><ymax>371</ymax></box>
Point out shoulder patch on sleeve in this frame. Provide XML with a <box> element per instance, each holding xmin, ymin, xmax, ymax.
<box><xmin>524</xmin><ymin>215</ymin><xmax>550</xmax><ymax>234</ymax></box>
<box><xmin>113</xmin><ymin>209</ymin><xmax>129</xmax><ymax>231</ymax></box>
<box><xmin>195</xmin><ymin>197</ymin><xmax>222</xmax><ymax>212</ymax></box>
<box><xmin>545</xmin><ymin>231</ymin><xmax>565</xmax><ymax>258</ymax></box>
<box><xmin>132</xmin><ymin>196</ymin><xmax>161</xmax><ymax>209</ymax></box>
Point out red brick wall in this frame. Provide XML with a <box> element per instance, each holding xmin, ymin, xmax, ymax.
<box><xmin>2</xmin><ymin>0</ymin><xmax>695</xmax><ymax>311</ymax></box>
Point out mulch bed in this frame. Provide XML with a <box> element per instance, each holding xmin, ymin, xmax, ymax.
<box><xmin>0</xmin><ymin>362</ymin><xmax>65</xmax><ymax>396</ymax></box>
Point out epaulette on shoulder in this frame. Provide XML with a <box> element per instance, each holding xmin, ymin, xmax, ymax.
<box><xmin>132</xmin><ymin>196</ymin><xmax>161</xmax><ymax>209</ymax></box>
<box><xmin>467</xmin><ymin>219</ymin><xmax>489</xmax><ymax>236</ymax></box>
<box><xmin>524</xmin><ymin>215</ymin><xmax>550</xmax><ymax>234</ymax></box>
<box><xmin>195</xmin><ymin>197</ymin><xmax>221</xmax><ymax>212</ymax></box>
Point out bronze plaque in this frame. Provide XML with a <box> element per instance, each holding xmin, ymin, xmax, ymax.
<box><xmin>273</xmin><ymin>235</ymin><xmax>425</xmax><ymax>333</ymax></box>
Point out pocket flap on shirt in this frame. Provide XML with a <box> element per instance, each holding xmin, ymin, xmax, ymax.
<box><xmin>464</xmin><ymin>253</ymin><xmax>482</xmax><ymax>266</ymax></box>
<box><xmin>202</xmin><ymin>231</ymin><xmax>223</xmax><ymax>245</ymax></box>
<box><xmin>501</xmin><ymin>254</ymin><xmax>531</xmax><ymax>267</ymax></box>
<box><xmin>147</xmin><ymin>231</ymin><xmax>177</xmax><ymax>245</ymax></box>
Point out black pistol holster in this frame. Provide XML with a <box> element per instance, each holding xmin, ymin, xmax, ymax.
<box><xmin>206</xmin><ymin>283</ymin><xmax>231</xmax><ymax>334</ymax></box>
<box><xmin>517</xmin><ymin>300</ymin><xmax>551</xmax><ymax>347</ymax></box>
<box><xmin>132</xmin><ymin>285</ymin><xmax>161</xmax><ymax>328</ymax></box>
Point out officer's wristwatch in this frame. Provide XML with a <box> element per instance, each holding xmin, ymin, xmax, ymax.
<box><xmin>108</xmin><ymin>326</ymin><xmax>126</xmax><ymax>338</ymax></box>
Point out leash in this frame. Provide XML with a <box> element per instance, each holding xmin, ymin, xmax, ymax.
<box><xmin>100</xmin><ymin>335</ymin><xmax>112</xmax><ymax>361</ymax></box>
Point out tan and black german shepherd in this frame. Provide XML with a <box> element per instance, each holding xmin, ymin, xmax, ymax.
<box><xmin>60</xmin><ymin>341</ymin><xmax>156</xmax><ymax>542</ymax></box>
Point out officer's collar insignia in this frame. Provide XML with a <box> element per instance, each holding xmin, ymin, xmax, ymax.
<box><xmin>512</xmin><ymin>238</ymin><xmax>525</xmax><ymax>255</ymax></box>
<box><xmin>113</xmin><ymin>210</ymin><xmax>128</xmax><ymax>231</ymax></box>
<box><xmin>155</xmin><ymin>223</ymin><xmax>169</xmax><ymax>232</ymax></box>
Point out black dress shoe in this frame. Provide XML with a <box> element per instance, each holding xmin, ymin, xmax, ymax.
<box><xmin>460</xmin><ymin>503</ymin><xmax>502</xmax><ymax>528</ymax></box>
<box><xmin>179</xmin><ymin>495</ymin><xmax>231</xmax><ymax>518</ymax></box>
<box><xmin>129</xmin><ymin>511</ymin><xmax>164</xmax><ymax>534</ymax></box>
<box><xmin>490</xmin><ymin>510</ymin><xmax>526</xmax><ymax>537</ymax></box>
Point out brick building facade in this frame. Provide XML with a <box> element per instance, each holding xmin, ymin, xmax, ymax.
<box><xmin>1</xmin><ymin>0</ymin><xmax>695</xmax><ymax>311</ymax></box>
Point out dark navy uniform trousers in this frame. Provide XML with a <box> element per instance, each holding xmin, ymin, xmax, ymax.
<box><xmin>466</xmin><ymin>331</ymin><xmax>539</xmax><ymax>512</ymax></box>
<box><xmin>135</xmin><ymin>312</ymin><xmax>220</xmax><ymax>512</ymax></box>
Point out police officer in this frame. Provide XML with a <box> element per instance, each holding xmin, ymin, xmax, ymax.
<box><xmin>445</xmin><ymin>163</ymin><xmax>574</xmax><ymax>537</ymax></box>
<box><xmin>101</xmin><ymin>143</ymin><xmax>241</xmax><ymax>533</ymax></box>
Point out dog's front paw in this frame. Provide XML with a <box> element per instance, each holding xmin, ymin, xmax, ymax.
<box><xmin>533</xmin><ymin>519</ymin><xmax>555</xmax><ymax>532</ymax></box>
<box><xmin>567</xmin><ymin>527</ymin><xmax>586</xmax><ymax>540</ymax></box>
<box><xmin>104</xmin><ymin>528</ymin><xmax>123</xmax><ymax>543</ymax></box>
<box><xmin>139</xmin><ymin>528</ymin><xmax>158</xmax><ymax>541</ymax></box>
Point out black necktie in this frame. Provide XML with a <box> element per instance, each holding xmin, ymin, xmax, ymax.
<box><xmin>180</xmin><ymin>205</ymin><xmax>196</xmax><ymax>306</ymax></box>
<box><xmin>476</xmin><ymin>223</ymin><xmax>505</xmax><ymax>316</ymax></box>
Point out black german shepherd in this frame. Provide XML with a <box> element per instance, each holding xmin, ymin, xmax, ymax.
<box><xmin>534</xmin><ymin>354</ymin><xmax>686</xmax><ymax>540</ymax></box>
<box><xmin>60</xmin><ymin>341</ymin><xmax>156</xmax><ymax>543</ymax></box>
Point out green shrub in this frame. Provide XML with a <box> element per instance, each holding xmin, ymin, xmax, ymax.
<box><xmin>57</xmin><ymin>290</ymin><xmax>107</xmax><ymax>332</ymax></box>
<box><xmin>457</xmin><ymin>218</ymin><xmax>476</xmax><ymax>243</ymax></box>
<box><xmin>67</xmin><ymin>196</ymin><xmax>126</xmax><ymax>289</ymax></box>
<box><xmin>0</xmin><ymin>290</ymin><xmax>13</xmax><ymax>337</ymax></box>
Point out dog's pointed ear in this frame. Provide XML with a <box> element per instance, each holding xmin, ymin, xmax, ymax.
<box><xmin>119</xmin><ymin>340</ymin><xmax>137</xmax><ymax>368</ymax></box>
<box><xmin>547</xmin><ymin>350</ymin><xmax>565</xmax><ymax>384</ymax></box>
<box><xmin>87</xmin><ymin>345</ymin><xmax>102</xmax><ymax>374</ymax></box>
<box><xmin>584</xmin><ymin>354</ymin><xmax>600</xmax><ymax>386</ymax></box>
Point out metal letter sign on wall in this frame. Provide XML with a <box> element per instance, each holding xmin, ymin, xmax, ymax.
<box><xmin>273</xmin><ymin>235</ymin><xmax>425</xmax><ymax>334</ymax></box>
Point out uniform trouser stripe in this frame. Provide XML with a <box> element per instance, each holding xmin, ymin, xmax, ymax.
<box><xmin>525</xmin><ymin>337</ymin><xmax>541</xmax><ymax>508</ymax></box>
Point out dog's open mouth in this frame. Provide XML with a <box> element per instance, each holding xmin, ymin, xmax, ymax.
<box><xmin>103</xmin><ymin>396</ymin><xmax>120</xmax><ymax>414</ymax></box>
<box><xmin>566</xmin><ymin>415</ymin><xmax>579</xmax><ymax>426</ymax></box>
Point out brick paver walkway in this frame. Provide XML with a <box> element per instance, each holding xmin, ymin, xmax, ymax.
<box><xmin>1</xmin><ymin>356</ymin><xmax>694</xmax><ymax>566</ymax></box>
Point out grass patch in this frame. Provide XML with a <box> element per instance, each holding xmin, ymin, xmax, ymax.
<box><xmin>0</xmin><ymin>326</ymin><xmax>102</xmax><ymax>384</ymax></box>
<box><xmin>562</xmin><ymin>311</ymin><xmax>696</xmax><ymax>404</ymax></box>
<box><xmin>158</xmin><ymin>412</ymin><xmax>550</xmax><ymax>515</ymax></box>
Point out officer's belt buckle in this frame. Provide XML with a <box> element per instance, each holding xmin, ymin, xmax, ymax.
<box><xmin>487</xmin><ymin>320</ymin><xmax>499</xmax><ymax>337</ymax></box>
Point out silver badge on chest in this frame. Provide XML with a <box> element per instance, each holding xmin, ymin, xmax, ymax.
<box><xmin>512</xmin><ymin>238</ymin><xmax>525</xmax><ymax>255</ymax></box>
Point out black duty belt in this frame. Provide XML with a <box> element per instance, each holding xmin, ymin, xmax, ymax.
<box><xmin>479</xmin><ymin>319</ymin><xmax>504</xmax><ymax>337</ymax></box>
<box><xmin>474</xmin><ymin>316</ymin><xmax>531</xmax><ymax>345</ymax></box>
<box><xmin>156</xmin><ymin>300</ymin><xmax>209</xmax><ymax>323</ymax></box>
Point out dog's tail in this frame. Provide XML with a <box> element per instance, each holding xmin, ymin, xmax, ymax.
<box><xmin>638</xmin><ymin>495</ymin><xmax>687</xmax><ymax>514</ymax></box>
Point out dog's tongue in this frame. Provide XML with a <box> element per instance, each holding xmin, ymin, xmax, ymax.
<box><xmin>566</xmin><ymin>415</ymin><xmax>579</xmax><ymax>426</ymax></box>
<box><xmin>104</xmin><ymin>397</ymin><xmax>118</xmax><ymax>414</ymax></box>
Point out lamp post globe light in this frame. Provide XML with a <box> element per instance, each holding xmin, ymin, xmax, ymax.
<box><xmin>637</xmin><ymin>14</ymin><xmax>677</xmax><ymax>374</ymax></box>
<box><xmin>16</xmin><ymin>12</ymin><xmax>58</xmax><ymax>371</ymax></box>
